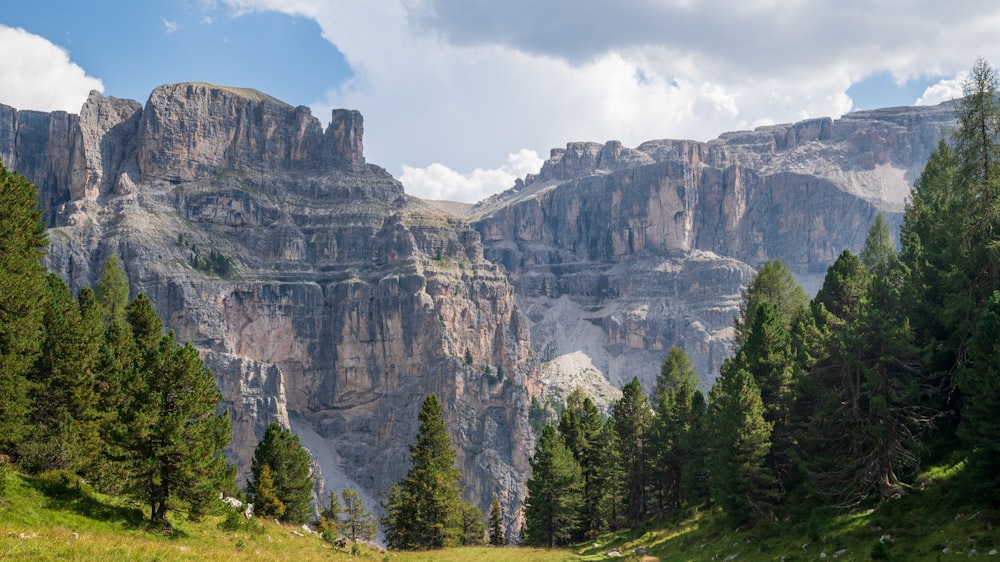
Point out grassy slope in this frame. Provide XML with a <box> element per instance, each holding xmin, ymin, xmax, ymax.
<box><xmin>2</xmin><ymin>464</ymin><xmax>996</xmax><ymax>561</ymax></box>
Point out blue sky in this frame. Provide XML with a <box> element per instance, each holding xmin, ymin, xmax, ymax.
<box><xmin>1</xmin><ymin>1</ymin><xmax>996</xmax><ymax>202</ymax></box>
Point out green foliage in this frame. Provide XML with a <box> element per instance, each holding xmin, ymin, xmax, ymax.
<box><xmin>734</xmin><ymin>258</ymin><xmax>808</xmax><ymax>346</ymax></box>
<box><xmin>95</xmin><ymin>256</ymin><xmax>129</xmax><ymax>325</ymax></box>
<box><xmin>708</xmin><ymin>366</ymin><xmax>776</xmax><ymax>524</ymax></box>
<box><xmin>648</xmin><ymin>368</ymin><xmax>700</xmax><ymax>516</ymax></box>
<box><xmin>523</xmin><ymin>425</ymin><xmax>583</xmax><ymax>547</ymax></box>
<box><xmin>0</xmin><ymin>163</ymin><xmax>48</xmax><ymax>453</ymax></box>
<box><xmin>557</xmin><ymin>387</ymin><xmax>605</xmax><ymax>538</ymax></box>
<box><xmin>189</xmin><ymin>246</ymin><xmax>234</xmax><ymax>278</ymax></box>
<box><xmin>382</xmin><ymin>394</ymin><xmax>465</xmax><ymax>549</ymax></box>
<box><xmin>341</xmin><ymin>487</ymin><xmax>377</xmax><ymax>542</ymax></box>
<box><xmin>653</xmin><ymin>346</ymin><xmax>698</xmax><ymax>406</ymax></box>
<box><xmin>460</xmin><ymin>502</ymin><xmax>485</xmax><ymax>546</ymax></box>
<box><xmin>957</xmin><ymin>291</ymin><xmax>1000</xmax><ymax>499</ymax></box>
<box><xmin>487</xmin><ymin>496</ymin><xmax>504</xmax><ymax>545</ymax></box>
<box><xmin>253</xmin><ymin>464</ymin><xmax>286</xmax><ymax>519</ymax></box>
<box><xmin>319</xmin><ymin>488</ymin><xmax>342</xmax><ymax>536</ymax></box>
<box><xmin>249</xmin><ymin>422</ymin><xmax>314</xmax><ymax>524</ymax></box>
<box><xmin>107</xmin><ymin>323</ymin><xmax>232</xmax><ymax>526</ymax></box>
<box><xmin>612</xmin><ymin>377</ymin><xmax>652</xmax><ymax>522</ymax></box>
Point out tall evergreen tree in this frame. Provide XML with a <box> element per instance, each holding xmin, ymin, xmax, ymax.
<box><xmin>734</xmin><ymin>259</ymin><xmax>808</xmax><ymax>346</ymax></box>
<box><xmin>612</xmin><ymin>377</ymin><xmax>652</xmax><ymax>522</ymax></box>
<box><xmin>0</xmin><ymin>164</ymin><xmax>48</xmax><ymax>454</ymax></box>
<box><xmin>958</xmin><ymin>291</ymin><xmax>1000</xmax><ymax>499</ymax></box>
<box><xmin>649</xmin><ymin>375</ymin><xmax>697</xmax><ymax>514</ymax></box>
<box><xmin>679</xmin><ymin>389</ymin><xmax>710</xmax><ymax>506</ymax></box>
<box><xmin>382</xmin><ymin>394</ymin><xmax>464</xmax><ymax>549</ymax></box>
<box><xmin>557</xmin><ymin>387</ymin><xmax>604</xmax><ymax>538</ymax></box>
<box><xmin>488</xmin><ymin>496</ymin><xmax>505</xmax><ymax>546</ymax></box>
<box><xmin>109</xmin><ymin>321</ymin><xmax>232</xmax><ymax>527</ymax></box>
<box><xmin>319</xmin><ymin>488</ymin><xmax>341</xmax><ymax>536</ymax></box>
<box><xmin>708</xmin><ymin>366</ymin><xmax>776</xmax><ymax>524</ymax></box>
<box><xmin>248</xmin><ymin>422</ymin><xmax>315</xmax><ymax>524</ymax></box>
<box><xmin>653</xmin><ymin>346</ymin><xmax>699</xmax><ymax>405</ymax></box>
<box><xmin>524</xmin><ymin>425</ymin><xmax>583</xmax><ymax>547</ymax></box>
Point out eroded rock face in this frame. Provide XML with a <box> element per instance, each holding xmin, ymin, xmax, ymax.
<box><xmin>3</xmin><ymin>84</ymin><xmax>531</xmax><ymax>534</ymax></box>
<box><xmin>471</xmin><ymin>103</ymin><xmax>956</xmax><ymax>395</ymax></box>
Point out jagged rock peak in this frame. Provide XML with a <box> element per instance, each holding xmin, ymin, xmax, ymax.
<box><xmin>138</xmin><ymin>82</ymin><xmax>367</xmax><ymax>182</ymax></box>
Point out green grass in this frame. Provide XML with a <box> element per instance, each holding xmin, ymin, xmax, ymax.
<box><xmin>2</xmin><ymin>462</ymin><xmax>995</xmax><ymax>561</ymax></box>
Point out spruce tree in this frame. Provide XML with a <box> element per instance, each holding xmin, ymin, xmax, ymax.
<box><xmin>653</xmin><ymin>346</ymin><xmax>698</xmax><ymax>404</ymax></box>
<box><xmin>734</xmin><ymin>259</ymin><xmax>808</xmax><ymax>346</ymax></box>
<box><xmin>557</xmin><ymin>387</ymin><xmax>604</xmax><ymax>538</ymax></box>
<box><xmin>0</xmin><ymin>163</ymin><xmax>48</xmax><ymax>453</ymax></box>
<box><xmin>488</xmin><ymin>496</ymin><xmax>505</xmax><ymax>545</ymax></box>
<box><xmin>382</xmin><ymin>394</ymin><xmax>464</xmax><ymax>549</ymax></box>
<box><xmin>649</xmin><ymin>376</ymin><xmax>697</xmax><ymax>514</ymax></box>
<box><xmin>959</xmin><ymin>291</ymin><xmax>1000</xmax><ymax>499</ymax></box>
<box><xmin>248</xmin><ymin>422</ymin><xmax>315</xmax><ymax>524</ymax></box>
<box><xmin>524</xmin><ymin>425</ymin><xmax>583</xmax><ymax>547</ymax></box>
<box><xmin>319</xmin><ymin>488</ymin><xmax>342</xmax><ymax>536</ymax></box>
<box><xmin>708</xmin><ymin>366</ymin><xmax>776</xmax><ymax>523</ymax></box>
<box><xmin>612</xmin><ymin>377</ymin><xmax>652</xmax><ymax>522</ymax></box>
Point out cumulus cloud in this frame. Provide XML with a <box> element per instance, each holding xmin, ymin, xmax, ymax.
<box><xmin>218</xmin><ymin>0</ymin><xmax>1000</xmax><ymax>202</ymax></box>
<box><xmin>401</xmin><ymin>149</ymin><xmax>544</xmax><ymax>202</ymax></box>
<box><xmin>916</xmin><ymin>72</ymin><xmax>968</xmax><ymax>106</ymax></box>
<box><xmin>0</xmin><ymin>25</ymin><xmax>103</xmax><ymax>113</ymax></box>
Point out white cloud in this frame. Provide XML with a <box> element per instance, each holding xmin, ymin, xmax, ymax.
<box><xmin>0</xmin><ymin>25</ymin><xmax>103</xmax><ymax>113</ymax></box>
<box><xmin>217</xmin><ymin>1</ymin><xmax>1000</xmax><ymax>202</ymax></box>
<box><xmin>915</xmin><ymin>72</ymin><xmax>968</xmax><ymax>106</ymax></box>
<box><xmin>163</xmin><ymin>19</ymin><xmax>179</xmax><ymax>34</ymax></box>
<box><xmin>401</xmin><ymin>149</ymin><xmax>544</xmax><ymax>202</ymax></box>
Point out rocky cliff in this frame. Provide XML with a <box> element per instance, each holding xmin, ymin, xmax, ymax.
<box><xmin>0</xmin><ymin>83</ymin><xmax>533</xmax><ymax>533</ymax></box>
<box><xmin>2</xmin><ymin>82</ymin><xmax>958</xmax><ymax>534</ymax></box>
<box><xmin>470</xmin><ymin>103</ymin><xmax>956</xmax><ymax>397</ymax></box>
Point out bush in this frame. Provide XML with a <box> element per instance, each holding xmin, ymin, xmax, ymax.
<box><xmin>218</xmin><ymin>508</ymin><xmax>243</xmax><ymax>532</ymax></box>
<box><xmin>35</xmin><ymin>469</ymin><xmax>94</xmax><ymax>499</ymax></box>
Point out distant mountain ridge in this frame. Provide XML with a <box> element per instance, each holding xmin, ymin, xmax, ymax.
<box><xmin>0</xmin><ymin>83</ymin><xmax>956</xmax><ymax>533</ymax></box>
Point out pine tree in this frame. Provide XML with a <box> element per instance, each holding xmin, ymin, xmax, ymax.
<box><xmin>679</xmin><ymin>389</ymin><xmax>709</xmax><ymax>506</ymax></box>
<box><xmin>958</xmin><ymin>291</ymin><xmax>1000</xmax><ymax>499</ymax></box>
<box><xmin>524</xmin><ymin>425</ymin><xmax>583</xmax><ymax>547</ymax></box>
<box><xmin>653</xmin><ymin>346</ymin><xmax>698</xmax><ymax>406</ymax></box>
<box><xmin>248</xmin><ymin>422</ymin><xmax>315</xmax><ymax>524</ymax></box>
<box><xmin>708</xmin><ymin>365</ymin><xmax>776</xmax><ymax>524</ymax></box>
<box><xmin>341</xmin><ymin>487</ymin><xmax>377</xmax><ymax>542</ymax></box>
<box><xmin>460</xmin><ymin>502</ymin><xmax>485</xmax><ymax>545</ymax></box>
<box><xmin>734</xmin><ymin>259</ymin><xmax>808</xmax><ymax>346</ymax></box>
<box><xmin>382</xmin><ymin>394</ymin><xmax>464</xmax><ymax>549</ymax></box>
<box><xmin>649</xmin><ymin>376</ymin><xmax>697</xmax><ymax>514</ymax></box>
<box><xmin>21</xmin><ymin>274</ymin><xmax>102</xmax><ymax>473</ymax></box>
<box><xmin>596</xmin><ymin>418</ymin><xmax>626</xmax><ymax>531</ymax></box>
<box><xmin>613</xmin><ymin>377</ymin><xmax>652</xmax><ymax>522</ymax></box>
<box><xmin>488</xmin><ymin>496</ymin><xmax>505</xmax><ymax>545</ymax></box>
<box><xmin>0</xmin><ymin>163</ymin><xmax>48</xmax><ymax>453</ymax></box>
<box><xmin>109</xmin><ymin>320</ymin><xmax>232</xmax><ymax>527</ymax></box>
<box><xmin>557</xmin><ymin>387</ymin><xmax>604</xmax><ymax>538</ymax></box>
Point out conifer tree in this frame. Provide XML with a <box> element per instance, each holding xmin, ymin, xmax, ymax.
<box><xmin>0</xmin><ymin>163</ymin><xmax>48</xmax><ymax>453</ymax></box>
<box><xmin>488</xmin><ymin>496</ymin><xmax>505</xmax><ymax>545</ymax></box>
<box><xmin>254</xmin><ymin>464</ymin><xmax>286</xmax><ymax>519</ymax></box>
<box><xmin>612</xmin><ymin>377</ymin><xmax>652</xmax><ymax>522</ymax></box>
<box><xmin>341</xmin><ymin>487</ymin><xmax>377</xmax><ymax>542</ymax></box>
<box><xmin>959</xmin><ymin>291</ymin><xmax>1000</xmax><ymax>498</ymax></box>
<box><xmin>248</xmin><ymin>422</ymin><xmax>315</xmax><ymax>524</ymax></box>
<box><xmin>382</xmin><ymin>394</ymin><xmax>464</xmax><ymax>549</ymax></box>
<box><xmin>460</xmin><ymin>502</ymin><xmax>485</xmax><ymax>545</ymax></box>
<box><xmin>734</xmin><ymin>259</ymin><xmax>808</xmax><ymax>346</ymax></box>
<box><xmin>109</xmin><ymin>319</ymin><xmax>232</xmax><ymax>527</ymax></box>
<box><xmin>649</xmin><ymin>376</ymin><xmax>697</xmax><ymax>514</ymax></box>
<box><xmin>524</xmin><ymin>425</ymin><xmax>583</xmax><ymax>547</ymax></box>
<box><xmin>557</xmin><ymin>386</ymin><xmax>604</xmax><ymax>538</ymax></box>
<box><xmin>319</xmin><ymin>488</ymin><xmax>341</xmax><ymax>536</ymax></box>
<box><xmin>679</xmin><ymin>389</ymin><xmax>710</xmax><ymax>505</ymax></box>
<box><xmin>96</xmin><ymin>256</ymin><xmax>130</xmax><ymax>325</ymax></box>
<box><xmin>596</xmin><ymin>418</ymin><xmax>626</xmax><ymax>531</ymax></box>
<box><xmin>653</xmin><ymin>346</ymin><xmax>698</xmax><ymax>406</ymax></box>
<box><xmin>708</xmin><ymin>365</ymin><xmax>776</xmax><ymax>523</ymax></box>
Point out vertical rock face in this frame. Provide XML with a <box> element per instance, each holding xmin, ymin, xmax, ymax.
<box><xmin>471</xmin><ymin>103</ymin><xmax>956</xmax><ymax>396</ymax></box>
<box><xmin>3</xmin><ymin>83</ymin><xmax>532</xmax><ymax>532</ymax></box>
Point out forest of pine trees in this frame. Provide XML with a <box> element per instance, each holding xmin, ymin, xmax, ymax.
<box><xmin>522</xmin><ymin>58</ymin><xmax>1000</xmax><ymax>544</ymax></box>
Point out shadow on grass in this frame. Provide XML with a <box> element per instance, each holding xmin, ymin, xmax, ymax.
<box><xmin>24</xmin><ymin>471</ymin><xmax>147</xmax><ymax>530</ymax></box>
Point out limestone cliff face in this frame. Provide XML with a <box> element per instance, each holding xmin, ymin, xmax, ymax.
<box><xmin>2</xmin><ymin>84</ymin><xmax>532</xmax><ymax>532</ymax></box>
<box><xmin>472</xmin><ymin>103</ymin><xmax>956</xmax><ymax>395</ymax></box>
